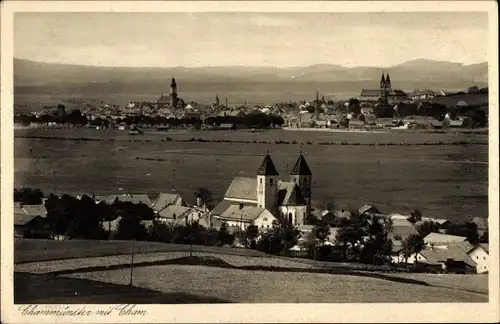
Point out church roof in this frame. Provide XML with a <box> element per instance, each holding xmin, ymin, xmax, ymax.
<box><xmin>277</xmin><ymin>182</ymin><xmax>306</xmax><ymax>206</ymax></box>
<box><xmin>257</xmin><ymin>153</ymin><xmax>280</xmax><ymax>176</ymax></box>
<box><xmin>290</xmin><ymin>154</ymin><xmax>312</xmax><ymax>175</ymax></box>
<box><xmin>224</xmin><ymin>177</ymin><xmax>258</xmax><ymax>201</ymax></box>
<box><xmin>157</xmin><ymin>94</ymin><xmax>171</xmax><ymax>104</ymax></box>
<box><xmin>361</xmin><ymin>89</ymin><xmax>381</xmax><ymax>97</ymax></box>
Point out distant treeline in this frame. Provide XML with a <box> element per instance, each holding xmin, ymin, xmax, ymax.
<box><xmin>14</xmin><ymin>109</ymin><xmax>285</xmax><ymax>129</ymax></box>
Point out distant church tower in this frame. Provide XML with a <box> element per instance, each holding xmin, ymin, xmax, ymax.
<box><xmin>380</xmin><ymin>72</ymin><xmax>392</xmax><ymax>104</ymax></box>
<box><xmin>170</xmin><ymin>78</ymin><xmax>178</xmax><ymax>108</ymax></box>
<box><xmin>290</xmin><ymin>151</ymin><xmax>312</xmax><ymax>219</ymax></box>
<box><xmin>215</xmin><ymin>94</ymin><xmax>220</xmax><ymax>106</ymax></box>
<box><xmin>256</xmin><ymin>152</ymin><xmax>279</xmax><ymax>213</ymax></box>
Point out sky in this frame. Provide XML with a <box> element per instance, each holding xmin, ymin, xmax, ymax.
<box><xmin>14</xmin><ymin>12</ymin><xmax>489</xmax><ymax>68</ymax></box>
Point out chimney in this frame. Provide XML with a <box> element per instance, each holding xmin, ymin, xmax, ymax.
<box><xmin>196</xmin><ymin>197</ymin><xmax>202</xmax><ymax>207</ymax></box>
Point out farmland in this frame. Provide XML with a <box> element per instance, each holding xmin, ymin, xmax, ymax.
<box><xmin>14</xmin><ymin>127</ymin><xmax>488</xmax><ymax>223</ymax></box>
<box><xmin>14</xmin><ymin>239</ymin><xmax>488</xmax><ymax>303</ymax></box>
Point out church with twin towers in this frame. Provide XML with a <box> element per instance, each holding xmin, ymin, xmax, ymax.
<box><xmin>206</xmin><ymin>151</ymin><xmax>313</xmax><ymax>230</ymax></box>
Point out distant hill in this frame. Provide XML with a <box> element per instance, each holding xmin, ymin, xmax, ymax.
<box><xmin>14</xmin><ymin>58</ymin><xmax>488</xmax><ymax>85</ymax></box>
<box><xmin>13</xmin><ymin>58</ymin><xmax>488</xmax><ymax>108</ymax></box>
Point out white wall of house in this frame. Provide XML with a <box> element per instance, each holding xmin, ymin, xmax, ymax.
<box><xmin>468</xmin><ymin>246</ymin><xmax>489</xmax><ymax>273</ymax></box>
<box><xmin>253</xmin><ymin>209</ymin><xmax>277</xmax><ymax>229</ymax></box>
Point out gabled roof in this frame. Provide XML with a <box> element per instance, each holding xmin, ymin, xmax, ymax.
<box><xmin>152</xmin><ymin>192</ymin><xmax>184</xmax><ymax>212</ymax></box>
<box><xmin>224</xmin><ymin>177</ymin><xmax>258</xmax><ymax>201</ymax></box>
<box><xmin>420</xmin><ymin>244</ymin><xmax>476</xmax><ymax>267</ymax></box>
<box><xmin>257</xmin><ymin>154</ymin><xmax>279</xmax><ymax>176</ymax></box>
<box><xmin>94</xmin><ymin>195</ymin><xmax>118</xmax><ymax>205</ymax></box>
<box><xmin>158</xmin><ymin>205</ymin><xmax>193</xmax><ymax>220</ymax></box>
<box><xmin>219</xmin><ymin>205</ymin><xmax>265</xmax><ymax>222</ymax></box>
<box><xmin>424</xmin><ymin>232</ymin><xmax>467</xmax><ymax>245</ymax></box>
<box><xmin>277</xmin><ymin>181</ymin><xmax>306</xmax><ymax>206</ymax></box>
<box><xmin>22</xmin><ymin>204</ymin><xmax>47</xmax><ymax>217</ymax></box>
<box><xmin>290</xmin><ymin>154</ymin><xmax>312</xmax><ymax>176</ymax></box>
<box><xmin>14</xmin><ymin>214</ymin><xmax>44</xmax><ymax>227</ymax></box>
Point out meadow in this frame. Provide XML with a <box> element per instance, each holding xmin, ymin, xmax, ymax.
<box><xmin>14</xmin><ymin>239</ymin><xmax>488</xmax><ymax>303</ymax></box>
<box><xmin>14</xmin><ymin>128</ymin><xmax>488</xmax><ymax>223</ymax></box>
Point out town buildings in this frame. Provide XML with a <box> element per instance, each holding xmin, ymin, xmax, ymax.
<box><xmin>360</xmin><ymin>73</ymin><xmax>409</xmax><ymax>104</ymax></box>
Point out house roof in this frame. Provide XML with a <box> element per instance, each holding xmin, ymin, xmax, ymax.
<box><xmin>95</xmin><ymin>195</ymin><xmax>118</xmax><ymax>205</ymax></box>
<box><xmin>361</xmin><ymin>89</ymin><xmax>380</xmax><ymax>97</ymax></box>
<box><xmin>115</xmin><ymin>194</ymin><xmax>152</xmax><ymax>207</ymax></box>
<box><xmin>277</xmin><ymin>181</ymin><xmax>306</xmax><ymax>206</ymax></box>
<box><xmin>390</xmin><ymin>89</ymin><xmax>408</xmax><ymax>97</ymax></box>
<box><xmin>224</xmin><ymin>177</ymin><xmax>258</xmax><ymax>201</ymax></box>
<box><xmin>390</xmin><ymin>219</ymin><xmax>418</xmax><ymax>240</ymax></box>
<box><xmin>14</xmin><ymin>214</ymin><xmax>43</xmax><ymax>226</ymax></box>
<box><xmin>290</xmin><ymin>154</ymin><xmax>312</xmax><ymax>175</ymax></box>
<box><xmin>256</xmin><ymin>154</ymin><xmax>280</xmax><ymax>176</ymax></box>
<box><xmin>358</xmin><ymin>205</ymin><xmax>379</xmax><ymax>215</ymax></box>
<box><xmin>152</xmin><ymin>192</ymin><xmax>183</xmax><ymax>212</ymax></box>
<box><xmin>420</xmin><ymin>244</ymin><xmax>476</xmax><ymax>267</ymax></box>
<box><xmin>424</xmin><ymin>232</ymin><xmax>467</xmax><ymax>245</ymax></box>
<box><xmin>22</xmin><ymin>204</ymin><xmax>47</xmax><ymax>217</ymax></box>
<box><xmin>479</xmin><ymin>243</ymin><xmax>489</xmax><ymax>254</ymax></box>
<box><xmin>157</xmin><ymin>94</ymin><xmax>171</xmax><ymax>104</ymax></box>
<box><xmin>219</xmin><ymin>205</ymin><xmax>265</xmax><ymax>222</ymax></box>
<box><xmin>158</xmin><ymin>205</ymin><xmax>193</xmax><ymax>220</ymax></box>
<box><xmin>419</xmin><ymin>217</ymin><xmax>451</xmax><ymax>226</ymax></box>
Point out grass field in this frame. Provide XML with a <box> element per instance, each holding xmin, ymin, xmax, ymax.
<box><xmin>14</xmin><ymin>239</ymin><xmax>488</xmax><ymax>303</ymax></box>
<box><xmin>15</xmin><ymin>128</ymin><xmax>488</xmax><ymax>223</ymax></box>
<box><xmin>14</xmin><ymin>238</ymin><xmax>266</xmax><ymax>264</ymax></box>
<box><xmin>58</xmin><ymin>264</ymin><xmax>488</xmax><ymax>303</ymax></box>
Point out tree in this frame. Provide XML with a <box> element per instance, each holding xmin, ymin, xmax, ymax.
<box><xmin>348</xmin><ymin>98</ymin><xmax>361</xmax><ymax>115</ymax></box>
<box><xmin>241</xmin><ymin>224</ymin><xmax>259</xmax><ymax>248</ymax></box>
<box><xmin>312</xmin><ymin>222</ymin><xmax>330</xmax><ymax>260</ymax></box>
<box><xmin>217</xmin><ymin>222</ymin><xmax>235</xmax><ymax>246</ymax></box>
<box><xmin>45</xmin><ymin>194</ymin><xmax>76</xmax><ymax>237</ymax></box>
<box><xmin>194</xmin><ymin>188</ymin><xmax>214</xmax><ymax>209</ymax></box>
<box><xmin>401</xmin><ymin>234</ymin><xmax>425</xmax><ymax>265</ymax></box>
<box><xmin>66</xmin><ymin>196</ymin><xmax>105</xmax><ymax>239</ymax></box>
<box><xmin>116</xmin><ymin>213</ymin><xmax>147</xmax><ymax>240</ymax></box>
<box><xmin>14</xmin><ymin>187</ymin><xmax>44</xmax><ymax>205</ymax></box>
<box><xmin>416</xmin><ymin>220</ymin><xmax>440</xmax><ymax>237</ymax></box>
<box><xmin>146</xmin><ymin>220</ymin><xmax>175</xmax><ymax>243</ymax></box>
<box><xmin>320</xmin><ymin>197</ymin><xmax>336</xmax><ymax>212</ymax></box>
<box><xmin>408</xmin><ymin>209</ymin><xmax>422</xmax><ymax>223</ymax></box>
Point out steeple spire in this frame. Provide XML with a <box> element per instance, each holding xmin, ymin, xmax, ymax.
<box><xmin>290</xmin><ymin>151</ymin><xmax>312</xmax><ymax>176</ymax></box>
<box><xmin>257</xmin><ymin>152</ymin><xmax>279</xmax><ymax>176</ymax></box>
<box><xmin>380</xmin><ymin>73</ymin><xmax>386</xmax><ymax>88</ymax></box>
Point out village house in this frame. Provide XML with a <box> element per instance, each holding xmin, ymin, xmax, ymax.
<box><xmin>206</xmin><ymin>152</ymin><xmax>313</xmax><ymax>231</ymax></box>
<box><xmin>467</xmin><ymin>244</ymin><xmax>489</xmax><ymax>274</ymax></box>
<box><xmin>14</xmin><ymin>204</ymin><xmax>48</xmax><ymax>238</ymax></box>
<box><xmin>157</xmin><ymin>205</ymin><xmax>200</xmax><ymax>225</ymax></box>
<box><xmin>151</xmin><ymin>192</ymin><xmax>185</xmax><ymax>214</ymax></box>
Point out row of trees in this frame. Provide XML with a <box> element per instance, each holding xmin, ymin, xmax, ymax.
<box><xmin>15</xmin><ymin>109</ymin><xmax>286</xmax><ymax>129</ymax></box>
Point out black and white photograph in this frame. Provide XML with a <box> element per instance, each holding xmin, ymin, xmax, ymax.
<box><xmin>1</xmin><ymin>1</ymin><xmax>499</xmax><ymax>323</ymax></box>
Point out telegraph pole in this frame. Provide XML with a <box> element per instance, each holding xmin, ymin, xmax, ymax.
<box><xmin>129</xmin><ymin>239</ymin><xmax>135</xmax><ymax>286</ymax></box>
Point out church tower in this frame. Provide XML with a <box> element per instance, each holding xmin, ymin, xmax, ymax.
<box><xmin>170</xmin><ymin>78</ymin><xmax>178</xmax><ymax>108</ymax></box>
<box><xmin>380</xmin><ymin>73</ymin><xmax>386</xmax><ymax>97</ymax></box>
<box><xmin>385</xmin><ymin>73</ymin><xmax>392</xmax><ymax>91</ymax></box>
<box><xmin>256</xmin><ymin>151</ymin><xmax>279</xmax><ymax>213</ymax></box>
<box><xmin>290</xmin><ymin>151</ymin><xmax>312</xmax><ymax>218</ymax></box>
